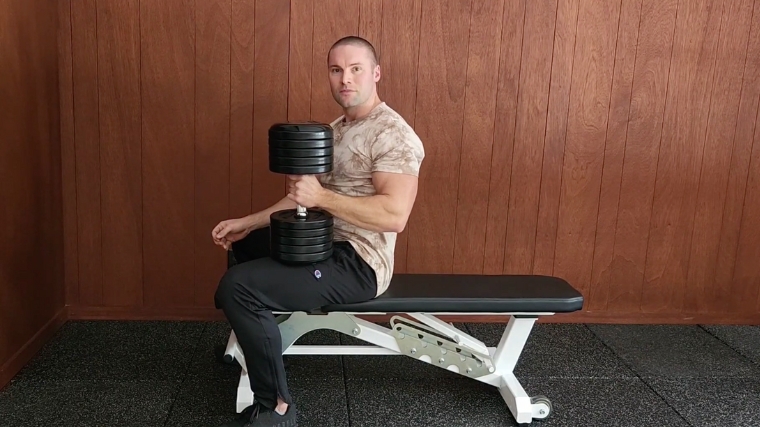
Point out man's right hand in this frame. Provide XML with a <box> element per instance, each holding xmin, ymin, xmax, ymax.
<box><xmin>211</xmin><ymin>218</ymin><xmax>251</xmax><ymax>250</ymax></box>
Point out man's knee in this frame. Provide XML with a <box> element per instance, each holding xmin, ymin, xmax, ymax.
<box><xmin>214</xmin><ymin>264</ymin><xmax>261</xmax><ymax>311</ymax></box>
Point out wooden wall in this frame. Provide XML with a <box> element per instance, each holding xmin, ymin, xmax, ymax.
<box><xmin>58</xmin><ymin>0</ymin><xmax>760</xmax><ymax>324</ymax></box>
<box><xmin>0</xmin><ymin>0</ymin><xmax>67</xmax><ymax>389</ymax></box>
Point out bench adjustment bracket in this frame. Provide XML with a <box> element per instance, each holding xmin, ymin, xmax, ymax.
<box><xmin>390</xmin><ymin>315</ymin><xmax>495</xmax><ymax>378</ymax></box>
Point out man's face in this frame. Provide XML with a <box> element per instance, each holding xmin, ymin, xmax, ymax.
<box><xmin>328</xmin><ymin>44</ymin><xmax>380</xmax><ymax>109</ymax></box>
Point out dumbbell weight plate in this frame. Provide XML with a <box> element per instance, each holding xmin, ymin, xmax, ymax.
<box><xmin>271</xmin><ymin>249</ymin><xmax>334</xmax><ymax>264</ymax></box>
<box><xmin>271</xmin><ymin>226</ymin><xmax>333</xmax><ymax>238</ymax></box>
<box><xmin>269</xmin><ymin>147</ymin><xmax>333</xmax><ymax>158</ymax></box>
<box><xmin>270</xmin><ymin>165</ymin><xmax>333</xmax><ymax>175</ymax></box>
<box><xmin>269</xmin><ymin>138</ymin><xmax>333</xmax><ymax>149</ymax></box>
<box><xmin>269</xmin><ymin>122</ymin><xmax>333</xmax><ymax>140</ymax></box>
<box><xmin>272</xmin><ymin>234</ymin><xmax>333</xmax><ymax>246</ymax></box>
<box><xmin>270</xmin><ymin>209</ymin><xmax>333</xmax><ymax>230</ymax></box>
<box><xmin>271</xmin><ymin>241</ymin><xmax>333</xmax><ymax>254</ymax></box>
<box><xmin>270</xmin><ymin>156</ymin><xmax>332</xmax><ymax>166</ymax></box>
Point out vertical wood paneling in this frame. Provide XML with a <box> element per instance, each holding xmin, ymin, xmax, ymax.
<box><xmin>58</xmin><ymin>0</ymin><xmax>79</xmax><ymax>306</ymax></box>
<box><xmin>641</xmin><ymin>0</ymin><xmax>724</xmax><ymax>313</ymax></box>
<box><xmin>554</xmin><ymin>0</ymin><xmax>621</xmax><ymax>296</ymax></box>
<box><xmin>452</xmin><ymin>0</ymin><xmax>505</xmax><ymax>274</ymax></box>
<box><xmin>737</xmin><ymin>105</ymin><xmax>760</xmax><ymax>311</ymax></box>
<box><xmin>483</xmin><ymin>0</ymin><xmax>526</xmax><ymax>274</ymax></box>
<box><xmin>70</xmin><ymin>0</ymin><xmax>102</xmax><ymax>305</ymax></box>
<box><xmin>588</xmin><ymin>0</ymin><xmax>643</xmax><ymax>311</ymax></box>
<box><xmin>140</xmin><ymin>0</ymin><xmax>196</xmax><ymax>307</ymax></box>
<box><xmin>377</xmin><ymin>0</ymin><xmax>423</xmax><ymax>274</ymax></box>
<box><xmin>734</xmin><ymin>26</ymin><xmax>760</xmax><ymax>308</ymax></box>
<box><xmin>406</xmin><ymin>0</ymin><xmax>472</xmax><ymax>273</ymax></box>
<box><xmin>288</xmin><ymin>0</ymin><xmax>313</xmax><ymax>121</ymax></box>
<box><xmin>195</xmin><ymin>0</ymin><xmax>231</xmax><ymax>305</ymax></box>
<box><xmin>251</xmin><ymin>0</ymin><xmax>290</xmax><ymax>213</ymax></box>
<box><xmin>686</xmin><ymin>0</ymin><xmax>755</xmax><ymax>313</ymax></box>
<box><xmin>532</xmin><ymin>0</ymin><xmax>580</xmax><ymax>276</ymax></box>
<box><xmin>503</xmin><ymin>0</ymin><xmax>557</xmax><ymax>274</ymax></box>
<box><xmin>359</xmin><ymin>0</ymin><xmax>382</xmax><ymax>59</ymax></box>
<box><xmin>97</xmin><ymin>0</ymin><xmax>142</xmax><ymax>306</ymax></box>
<box><xmin>229</xmin><ymin>0</ymin><xmax>254</xmax><ymax>219</ymax></box>
<box><xmin>717</xmin><ymin>0</ymin><xmax>760</xmax><ymax>313</ymax></box>
<box><xmin>56</xmin><ymin>0</ymin><xmax>760</xmax><ymax>322</ymax></box>
<box><xmin>606</xmin><ymin>0</ymin><xmax>679</xmax><ymax>312</ymax></box>
<box><xmin>309</xmin><ymin>0</ymin><xmax>360</xmax><ymax>124</ymax></box>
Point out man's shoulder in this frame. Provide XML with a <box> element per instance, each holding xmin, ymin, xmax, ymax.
<box><xmin>370</xmin><ymin>104</ymin><xmax>423</xmax><ymax>150</ymax></box>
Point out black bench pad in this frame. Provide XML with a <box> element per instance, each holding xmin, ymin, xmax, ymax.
<box><xmin>320</xmin><ymin>274</ymin><xmax>584</xmax><ymax>314</ymax></box>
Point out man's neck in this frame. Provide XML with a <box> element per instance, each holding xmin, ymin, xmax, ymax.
<box><xmin>343</xmin><ymin>96</ymin><xmax>382</xmax><ymax>123</ymax></box>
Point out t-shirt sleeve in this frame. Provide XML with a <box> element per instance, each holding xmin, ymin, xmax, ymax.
<box><xmin>370</xmin><ymin>125</ymin><xmax>425</xmax><ymax>176</ymax></box>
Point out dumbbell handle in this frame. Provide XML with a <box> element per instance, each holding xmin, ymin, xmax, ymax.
<box><xmin>296</xmin><ymin>204</ymin><xmax>307</xmax><ymax>217</ymax></box>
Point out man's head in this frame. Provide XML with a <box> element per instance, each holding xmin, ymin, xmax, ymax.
<box><xmin>327</xmin><ymin>36</ymin><xmax>380</xmax><ymax>110</ymax></box>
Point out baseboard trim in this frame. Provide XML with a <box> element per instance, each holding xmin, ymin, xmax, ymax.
<box><xmin>68</xmin><ymin>305</ymin><xmax>226</xmax><ymax>321</ymax></box>
<box><xmin>67</xmin><ymin>305</ymin><xmax>760</xmax><ymax>325</ymax></box>
<box><xmin>0</xmin><ymin>306</ymin><xmax>68</xmax><ymax>390</ymax></box>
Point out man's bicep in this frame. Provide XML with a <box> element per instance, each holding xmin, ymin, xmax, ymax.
<box><xmin>372</xmin><ymin>172</ymin><xmax>419</xmax><ymax>216</ymax></box>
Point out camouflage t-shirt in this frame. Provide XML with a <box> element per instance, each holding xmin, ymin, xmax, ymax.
<box><xmin>320</xmin><ymin>102</ymin><xmax>425</xmax><ymax>296</ymax></box>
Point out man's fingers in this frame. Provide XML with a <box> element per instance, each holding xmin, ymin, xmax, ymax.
<box><xmin>214</xmin><ymin>224</ymin><xmax>230</xmax><ymax>239</ymax></box>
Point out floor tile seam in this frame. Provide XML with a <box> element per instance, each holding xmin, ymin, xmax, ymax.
<box><xmin>162</xmin><ymin>322</ymin><xmax>211</xmax><ymax>426</ymax></box>
<box><xmin>583</xmin><ymin>324</ymin><xmax>696</xmax><ymax>427</ymax></box>
<box><xmin>340</xmin><ymin>353</ymin><xmax>354</xmax><ymax>427</ymax></box>
<box><xmin>698</xmin><ymin>324</ymin><xmax>760</xmax><ymax>370</ymax></box>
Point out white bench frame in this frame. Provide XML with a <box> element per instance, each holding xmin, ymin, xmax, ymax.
<box><xmin>223</xmin><ymin>310</ymin><xmax>555</xmax><ymax>424</ymax></box>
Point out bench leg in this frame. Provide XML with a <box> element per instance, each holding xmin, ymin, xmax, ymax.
<box><xmin>236</xmin><ymin>369</ymin><xmax>255</xmax><ymax>413</ymax></box>
<box><xmin>492</xmin><ymin>316</ymin><xmax>552</xmax><ymax>424</ymax></box>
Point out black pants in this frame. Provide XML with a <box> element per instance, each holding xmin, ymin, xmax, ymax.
<box><xmin>214</xmin><ymin>227</ymin><xmax>377</xmax><ymax>410</ymax></box>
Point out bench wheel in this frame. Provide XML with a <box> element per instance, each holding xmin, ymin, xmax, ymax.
<box><xmin>530</xmin><ymin>395</ymin><xmax>552</xmax><ymax>420</ymax></box>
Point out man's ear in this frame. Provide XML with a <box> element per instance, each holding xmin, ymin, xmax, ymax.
<box><xmin>374</xmin><ymin>64</ymin><xmax>381</xmax><ymax>82</ymax></box>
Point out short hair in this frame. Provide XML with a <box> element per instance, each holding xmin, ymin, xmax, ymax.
<box><xmin>328</xmin><ymin>36</ymin><xmax>379</xmax><ymax>66</ymax></box>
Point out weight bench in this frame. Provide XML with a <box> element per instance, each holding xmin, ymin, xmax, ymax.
<box><xmin>222</xmin><ymin>273</ymin><xmax>583</xmax><ymax>425</ymax></box>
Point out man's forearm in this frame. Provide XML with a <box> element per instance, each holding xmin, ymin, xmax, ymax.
<box><xmin>318</xmin><ymin>190</ymin><xmax>404</xmax><ymax>233</ymax></box>
<box><xmin>243</xmin><ymin>196</ymin><xmax>297</xmax><ymax>231</ymax></box>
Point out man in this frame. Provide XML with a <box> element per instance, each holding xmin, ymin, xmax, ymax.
<box><xmin>211</xmin><ymin>36</ymin><xmax>425</xmax><ymax>427</ymax></box>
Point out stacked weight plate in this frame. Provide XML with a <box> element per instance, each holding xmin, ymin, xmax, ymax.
<box><xmin>268</xmin><ymin>122</ymin><xmax>335</xmax><ymax>264</ymax></box>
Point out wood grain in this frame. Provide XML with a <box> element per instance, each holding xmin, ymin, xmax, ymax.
<box><xmin>588</xmin><ymin>0</ymin><xmax>643</xmax><ymax>311</ymax></box>
<box><xmin>229</xmin><ymin>0</ymin><xmax>254</xmax><ymax>219</ymax></box>
<box><xmin>452</xmin><ymin>0</ymin><xmax>505</xmax><ymax>274</ymax></box>
<box><xmin>554</xmin><ymin>0</ymin><xmax>621</xmax><ymax>297</ymax></box>
<box><xmin>140</xmin><ymin>0</ymin><xmax>196</xmax><ymax>307</ymax></box>
<box><xmin>194</xmin><ymin>0</ymin><xmax>231</xmax><ymax>306</ymax></box>
<box><xmin>58</xmin><ymin>0</ymin><xmax>79</xmax><ymax>307</ymax></box>
<box><xmin>406</xmin><ymin>0</ymin><xmax>472</xmax><ymax>273</ymax></box>
<box><xmin>641</xmin><ymin>0</ymin><xmax>724</xmax><ymax>313</ymax></box>
<box><xmin>685</xmin><ymin>0</ymin><xmax>755</xmax><ymax>313</ymax></box>
<box><xmin>97</xmin><ymin>0</ymin><xmax>142</xmax><ymax>306</ymax></box>
<box><xmin>483</xmin><ymin>0</ymin><xmax>526</xmax><ymax>274</ymax></box>
<box><xmin>532</xmin><ymin>0</ymin><xmax>580</xmax><ymax>277</ymax></box>
<box><xmin>606</xmin><ymin>0</ymin><xmax>679</xmax><ymax>312</ymax></box>
<box><xmin>71</xmin><ymin>0</ymin><xmax>102</xmax><ymax>306</ymax></box>
<box><xmin>503</xmin><ymin>0</ymin><xmax>557</xmax><ymax>274</ymax></box>
<box><xmin>720</xmin><ymin>0</ymin><xmax>760</xmax><ymax>313</ymax></box>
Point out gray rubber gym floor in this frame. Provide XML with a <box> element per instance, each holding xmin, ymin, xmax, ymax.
<box><xmin>1</xmin><ymin>320</ymin><xmax>759</xmax><ymax>426</ymax></box>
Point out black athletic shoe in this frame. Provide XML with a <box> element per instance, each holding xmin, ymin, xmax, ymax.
<box><xmin>219</xmin><ymin>401</ymin><xmax>297</xmax><ymax>427</ymax></box>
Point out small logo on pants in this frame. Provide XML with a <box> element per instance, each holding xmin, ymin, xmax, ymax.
<box><xmin>314</xmin><ymin>269</ymin><xmax>321</xmax><ymax>279</ymax></box>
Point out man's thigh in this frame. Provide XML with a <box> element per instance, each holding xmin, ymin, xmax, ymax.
<box><xmin>222</xmin><ymin>245</ymin><xmax>376</xmax><ymax>312</ymax></box>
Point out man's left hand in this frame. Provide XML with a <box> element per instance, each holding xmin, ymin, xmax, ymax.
<box><xmin>287</xmin><ymin>175</ymin><xmax>327</xmax><ymax>208</ymax></box>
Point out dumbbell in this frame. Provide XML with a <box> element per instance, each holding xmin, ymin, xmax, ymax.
<box><xmin>268</xmin><ymin>122</ymin><xmax>335</xmax><ymax>264</ymax></box>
